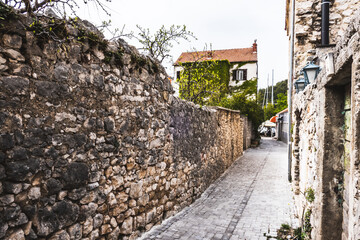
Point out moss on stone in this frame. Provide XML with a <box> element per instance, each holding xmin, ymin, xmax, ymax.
<box><xmin>305</xmin><ymin>187</ymin><xmax>315</xmax><ymax>203</ymax></box>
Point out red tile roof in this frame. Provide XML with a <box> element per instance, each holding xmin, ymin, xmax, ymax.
<box><xmin>174</xmin><ymin>47</ymin><xmax>257</xmax><ymax>65</ymax></box>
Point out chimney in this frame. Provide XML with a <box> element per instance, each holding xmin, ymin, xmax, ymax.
<box><xmin>253</xmin><ymin>39</ymin><xmax>257</xmax><ymax>53</ymax></box>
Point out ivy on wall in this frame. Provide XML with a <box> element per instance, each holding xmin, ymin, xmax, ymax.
<box><xmin>177</xmin><ymin>60</ymin><xmax>231</xmax><ymax>106</ymax></box>
<box><xmin>177</xmin><ymin>59</ymin><xmax>265</xmax><ymax>133</ymax></box>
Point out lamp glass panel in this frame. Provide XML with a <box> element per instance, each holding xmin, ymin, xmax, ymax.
<box><xmin>306</xmin><ymin>69</ymin><xmax>317</xmax><ymax>82</ymax></box>
<box><xmin>298</xmin><ymin>82</ymin><xmax>305</xmax><ymax>91</ymax></box>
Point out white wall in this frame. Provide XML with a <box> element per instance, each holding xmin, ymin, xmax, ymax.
<box><xmin>229</xmin><ymin>62</ymin><xmax>258</xmax><ymax>87</ymax></box>
<box><xmin>172</xmin><ymin>66</ymin><xmax>183</xmax><ymax>97</ymax></box>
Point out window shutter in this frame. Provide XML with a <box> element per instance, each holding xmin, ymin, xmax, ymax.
<box><xmin>233</xmin><ymin>70</ymin><xmax>237</xmax><ymax>80</ymax></box>
<box><xmin>243</xmin><ymin>69</ymin><xmax>247</xmax><ymax>80</ymax></box>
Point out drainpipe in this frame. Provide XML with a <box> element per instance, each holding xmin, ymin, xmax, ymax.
<box><xmin>288</xmin><ymin>0</ymin><xmax>295</xmax><ymax>182</ymax></box>
<box><xmin>321</xmin><ymin>0</ymin><xmax>330</xmax><ymax>46</ymax></box>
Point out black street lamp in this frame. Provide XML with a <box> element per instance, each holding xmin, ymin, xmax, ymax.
<box><xmin>294</xmin><ymin>78</ymin><xmax>307</xmax><ymax>93</ymax></box>
<box><xmin>302</xmin><ymin>62</ymin><xmax>321</xmax><ymax>84</ymax></box>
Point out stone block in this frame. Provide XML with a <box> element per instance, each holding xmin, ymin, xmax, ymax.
<box><xmin>3</xmin><ymin>182</ymin><xmax>22</xmax><ymax>194</ymax></box>
<box><xmin>145</xmin><ymin>208</ymin><xmax>156</xmax><ymax>224</ymax></box>
<box><xmin>0</xmin><ymin>76</ymin><xmax>29</xmax><ymax>95</ymax></box>
<box><xmin>8</xmin><ymin>228</ymin><xmax>25</xmax><ymax>240</ymax></box>
<box><xmin>3</xmin><ymin>34</ymin><xmax>22</xmax><ymax>49</ymax></box>
<box><xmin>120</xmin><ymin>217</ymin><xmax>133</xmax><ymax>235</ymax></box>
<box><xmin>107</xmin><ymin>227</ymin><xmax>120</xmax><ymax>240</ymax></box>
<box><xmin>8</xmin><ymin>212</ymin><xmax>28</xmax><ymax>227</ymax></box>
<box><xmin>63</xmin><ymin>162</ymin><xmax>89</xmax><ymax>189</ymax></box>
<box><xmin>28</xmin><ymin>187</ymin><xmax>41</xmax><ymax>200</ymax></box>
<box><xmin>49</xmin><ymin>230</ymin><xmax>70</xmax><ymax>240</ymax></box>
<box><xmin>54</xmin><ymin>64</ymin><xmax>69</xmax><ymax>82</ymax></box>
<box><xmin>34</xmin><ymin>201</ymin><xmax>79</xmax><ymax>236</ymax></box>
<box><xmin>100</xmin><ymin>224</ymin><xmax>111</xmax><ymax>235</ymax></box>
<box><xmin>111</xmin><ymin>175</ymin><xmax>124</xmax><ymax>190</ymax></box>
<box><xmin>4</xmin><ymin>49</ymin><xmax>25</xmax><ymax>61</ymax></box>
<box><xmin>93</xmin><ymin>214</ymin><xmax>103</xmax><ymax>229</ymax></box>
<box><xmin>68</xmin><ymin>223</ymin><xmax>82</xmax><ymax>240</ymax></box>
<box><xmin>130</xmin><ymin>181</ymin><xmax>143</xmax><ymax>199</ymax></box>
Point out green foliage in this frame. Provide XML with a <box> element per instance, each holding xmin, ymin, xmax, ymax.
<box><xmin>291</xmin><ymin>209</ymin><xmax>312</xmax><ymax>240</ymax></box>
<box><xmin>178</xmin><ymin>60</ymin><xmax>229</xmax><ymax>106</ymax></box>
<box><xmin>234</xmin><ymin>77</ymin><xmax>258</xmax><ymax>98</ymax></box>
<box><xmin>263</xmin><ymin>104</ymin><xmax>277</xmax><ymax>121</ymax></box>
<box><xmin>262</xmin><ymin>92</ymin><xmax>287</xmax><ymax>120</ymax></box>
<box><xmin>219</xmin><ymin>79</ymin><xmax>264</xmax><ymax>132</ymax></box>
<box><xmin>281</xmin><ymin>223</ymin><xmax>291</xmax><ymax>230</ymax></box>
<box><xmin>131</xmin><ymin>53</ymin><xmax>147</xmax><ymax>67</ymax></box>
<box><xmin>259</xmin><ymin>80</ymin><xmax>288</xmax><ymax>121</ymax></box>
<box><xmin>77</xmin><ymin>27</ymin><xmax>107</xmax><ymax>49</ymax></box>
<box><xmin>335</xmin><ymin>172</ymin><xmax>344</xmax><ymax>207</ymax></box>
<box><xmin>303</xmin><ymin>209</ymin><xmax>312</xmax><ymax>238</ymax></box>
<box><xmin>0</xmin><ymin>1</ymin><xmax>16</xmax><ymax>23</ymax></box>
<box><xmin>294</xmin><ymin>227</ymin><xmax>306</xmax><ymax>240</ymax></box>
<box><xmin>293</xmin><ymin>209</ymin><xmax>312</xmax><ymax>240</ymax></box>
<box><xmin>305</xmin><ymin>188</ymin><xmax>315</xmax><ymax>203</ymax></box>
<box><xmin>27</xmin><ymin>17</ymin><xmax>68</xmax><ymax>42</ymax></box>
<box><xmin>258</xmin><ymin>79</ymin><xmax>288</xmax><ymax>106</ymax></box>
<box><xmin>104</xmin><ymin>48</ymin><xmax>124</xmax><ymax>66</ymax></box>
<box><xmin>128</xmin><ymin>53</ymin><xmax>159</xmax><ymax>75</ymax></box>
<box><xmin>276</xmin><ymin>223</ymin><xmax>293</xmax><ymax>240</ymax></box>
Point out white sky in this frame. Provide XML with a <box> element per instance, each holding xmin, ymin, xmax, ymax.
<box><xmin>76</xmin><ymin>0</ymin><xmax>289</xmax><ymax>89</ymax></box>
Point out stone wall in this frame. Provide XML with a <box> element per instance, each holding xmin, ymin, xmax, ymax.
<box><xmin>242</xmin><ymin>116</ymin><xmax>252</xmax><ymax>150</ymax></box>
<box><xmin>290</xmin><ymin>0</ymin><xmax>360</xmax><ymax>77</ymax></box>
<box><xmin>0</xmin><ymin>15</ymin><xmax>244</xmax><ymax>240</ymax></box>
<box><xmin>291</xmin><ymin>7</ymin><xmax>360</xmax><ymax>240</ymax></box>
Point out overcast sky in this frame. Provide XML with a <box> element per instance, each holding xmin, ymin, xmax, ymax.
<box><xmin>76</xmin><ymin>0</ymin><xmax>289</xmax><ymax>89</ymax></box>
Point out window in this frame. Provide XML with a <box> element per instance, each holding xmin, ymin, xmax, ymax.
<box><xmin>176</xmin><ymin>71</ymin><xmax>181</xmax><ymax>80</ymax></box>
<box><xmin>232</xmin><ymin>69</ymin><xmax>247</xmax><ymax>81</ymax></box>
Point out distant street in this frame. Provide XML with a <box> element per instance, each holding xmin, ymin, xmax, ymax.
<box><xmin>139</xmin><ymin>138</ymin><xmax>298</xmax><ymax>240</ymax></box>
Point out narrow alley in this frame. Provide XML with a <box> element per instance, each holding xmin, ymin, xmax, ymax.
<box><xmin>139</xmin><ymin>139</ymin><xmax>297</xmax><ymax>240</ymax></box>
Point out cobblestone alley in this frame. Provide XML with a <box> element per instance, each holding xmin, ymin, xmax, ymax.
<box><xmin>139</xmin><ymin>138</ymin><xmax>298</xmax><ymax>240</ymax></box>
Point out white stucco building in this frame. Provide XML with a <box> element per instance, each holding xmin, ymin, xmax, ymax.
<box><xmin>173</xmin><ymin>41</ymin><xmax>258</xmax><ymax>93</ymax></box>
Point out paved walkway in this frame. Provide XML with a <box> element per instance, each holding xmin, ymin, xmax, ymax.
<box><xmin>139</xmin><ymin>138</ymin><xmax>298</xmax><ymax>240</ymax></box>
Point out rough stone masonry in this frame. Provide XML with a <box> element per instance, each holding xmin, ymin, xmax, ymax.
<box><xmin>0</xmin><ymin>13</ymin><xmax>246</xmax><ymax>240</ymax></box>
<box><xmin>288</xmin><ymin>1</ymin><xmax>360</xmax><ymax>239</ymax></box>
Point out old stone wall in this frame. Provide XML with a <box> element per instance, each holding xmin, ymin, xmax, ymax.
<box><xmin>242</xmin><ymin>116</ymin><xmax>252</xmax><ymax>150</ymax></box>
<box><xmin>291</xmin><ymin>7</ymin><xmax>360</xmax><ymax>240</ymax></box>
<box><xmin>291</xmin><ymin>0</ymin><xmax>360</xmax><ymax>77</ymax></box>
<box><xmin>292</xmin><ymin>85</ymin><xmax>326</xmax><ymax>239</ymax></box>
<box><xmin>0</xmin><ymin>15</ymin><xmax>244</xmax><ymax>240</ymax></box>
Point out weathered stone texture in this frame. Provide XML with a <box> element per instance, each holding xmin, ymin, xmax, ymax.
<box><xmin>0</xmin><ymin>14</ymin><xmax>244</xmax><ymax>239</ymax></box>
<box><xmin>292</xmin><ymin>0</ymin><xmax>360</xmax><ymax>77</ymax></box>
<box><xmin>291</xmin><ymin>7</ymin><xmax>360</xmax><ymax>240</ymax></box>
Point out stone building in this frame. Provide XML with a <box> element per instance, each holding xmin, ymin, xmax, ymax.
<box><xmin>275</xmin><ymin>108</ymin><xmax>288</xmax><ymax>144</ymax></box>
<box><xmin>286</xmin><ymin>0</ymin><xmax>360</xmax><ymax>239</ymax></box>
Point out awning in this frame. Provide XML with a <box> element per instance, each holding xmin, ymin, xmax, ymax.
<box><xmin>263</xmin><ymin>120</ymin><xmax>276</xmax><ymax>127</ymax></box>
<box><xmin>270</xmin><ymin>116</ymin><xmax>277</xmax><ymax>123</ymax></box>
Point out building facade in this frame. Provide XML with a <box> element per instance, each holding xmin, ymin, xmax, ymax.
<box><xmin>287</xmin><ymin>1</ymin><xmax>360</xmax><ymax>239</ymax></box>
<box><xmin>173</xmin><ymin>41</ymin><xmax>258</xmax><ymax>89</ymax></box>
<box><xmin>276</xmin><ymin>108</ymin><xmax>288</xmax><ymax>144</ymax></box>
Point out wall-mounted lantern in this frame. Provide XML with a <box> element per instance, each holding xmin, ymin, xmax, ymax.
<box><xmin>302</xmin><ymin>62</ymin><xmax>321</xmax><ymax>84</ymax></box>
<box><xmin>294</xmin><ymin>77</ymin><xmax>307</xmax><ymax>93</ymax></box>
